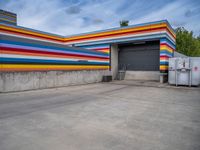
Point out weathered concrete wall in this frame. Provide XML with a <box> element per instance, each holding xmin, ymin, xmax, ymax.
<box><xmin>125</xmin><ymin>71</ymin><xmax>160</xmax><ymax>81</ymax></box>
<box><xmin>0</xmin><ymin>70</ymin><xmax>109</xmax><ymax>92</ymax></box>
<box><xmin>111</xmin><ymin>44</ymin><xmax>119</xmax><ymax>79</ymax></box>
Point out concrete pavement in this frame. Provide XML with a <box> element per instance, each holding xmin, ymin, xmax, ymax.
<box><xmin>0</xmin><ymin>82</ymin><xmax>200</xmax><ymax>150</ymax></box>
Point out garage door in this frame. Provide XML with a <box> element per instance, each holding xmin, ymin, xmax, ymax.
<box><xmin>118</xmin><ymin>41</ymin><xmax>160</xmax><ymax>71</ymax></box>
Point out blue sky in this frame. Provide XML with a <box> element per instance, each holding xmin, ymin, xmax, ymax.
<box><xmin>0</xmin><ymin>0</ymin><xmax>200</xmax><ymax>36</ymax></box>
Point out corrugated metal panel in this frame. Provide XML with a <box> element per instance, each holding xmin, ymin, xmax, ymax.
<box><xmin>118</xmin><ymin>41</ymin><xmax>160</xmax><ymax>71</ymax></box>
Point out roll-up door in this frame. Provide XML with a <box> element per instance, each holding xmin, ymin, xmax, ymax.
<box><xmin>118</xmin><ymin>41</ymin><xmax>160</xmax><ymax>71</ymax></box>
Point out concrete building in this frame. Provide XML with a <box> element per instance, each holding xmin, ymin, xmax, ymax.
<box><xmin>0</xmin><ymin>10</ymin><xmax>176</xmax><ymax>92</ymax></box>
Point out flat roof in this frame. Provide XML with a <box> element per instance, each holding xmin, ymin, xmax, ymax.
<box><xmin>0</xmin><ymin>19</ymin><xmax>175</xmax><ymax>38</ymax></box>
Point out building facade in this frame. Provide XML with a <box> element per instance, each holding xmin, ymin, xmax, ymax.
<box><xmin>0</xmin><ymin>10</ymin><xmax>176</xmax><ymax>92</ymax></box>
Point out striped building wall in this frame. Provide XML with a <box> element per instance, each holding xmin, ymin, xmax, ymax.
<box><xmin>0</xmin><ymin>19</ymin><xmax>175</xmax><ymax>72</ymax></box>
<box><xmin>0</xmin><ymin>10</ymin><xmax>17</xmax><ymax>25</ymax></box>
<box><xmin>77</xmin><ymin>44</ymin><xmax>110</xmax><ymax>69</ymax></box>
<box><xmin>160</xmin><ymin>38</ymin><xmax>175</xmax><ymax>72</ymax></box>
<box><xmin>0</xmin><ymin>35</ymin><xmax>109</xmax><ymax>72</ymax></box>
<box><xmin>63</xmin><ymin>20</ymin><xmax>176</xmax><ymax>72</ymax></box>
<box><xmin>62</xmin><ymin>21</ymin><xmax>176</xmax><ymax>46</ymax></box>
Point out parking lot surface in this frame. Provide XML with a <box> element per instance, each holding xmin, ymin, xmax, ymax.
<box><xmin>0</xmin><ymin>81</ymin><xmax>200</xmax><ymax>150</ymax></box>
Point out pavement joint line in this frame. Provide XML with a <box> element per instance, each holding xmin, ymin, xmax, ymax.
<box><xmin>108</xmin><ymin>82</ymin><xmax>200</xmax><ymax>91</ymax></box>
<box><xmin>93</xmin><ymin>92</ymin><xmax>200</xmax><ymax>110</ymax></box>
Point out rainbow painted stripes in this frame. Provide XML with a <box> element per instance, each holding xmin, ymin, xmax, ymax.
<box><xmin>0</xmin><ymin>10</ymin><xmax>17</xmax><ymax>25</ymax></box>
<box><xmin>0</xmin><ymin>19</ymin><xmax>175</xmax><ymax>72</ymax></box>
<box><xmin>160</xmin><ymin>38</ymin><xmax>175</xmax><ymax>71</ymax></box>
<box><xmin>0</xmin><ymin>35</ymin><xmax>109</xmax><ymax>71</ymax></box>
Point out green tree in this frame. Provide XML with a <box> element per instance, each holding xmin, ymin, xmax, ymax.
<box><xmin>197</xmin><ymin>35</ymin><xmax>200</xmax><ymax>41</ymax></box>
<box><xmin>120</xmin><ymin>20</ymin><xmax>129</xmax><ymax>27</ymax></box>
<box><xmin>175</xmin><ymin>27</ymin><xmax>200</xmax><ymax>56</ymax></box>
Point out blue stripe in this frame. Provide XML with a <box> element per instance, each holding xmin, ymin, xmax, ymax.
<box><xmin>1</xmin><ymin>58</ymin><xmax>109</xmax><ymax>65</ymax></box>
<box><xmin>0</xmin><ymin>15</ymin><xmax>16</xmax><ymax>21</ymax></box>
<box><xmin>160</xmin><ymin>62</ymin><xmax>169</xmax><ymax>65</ymax></box>
<box><xmin>0</xmin><ymin>20</ymin><xmax>16</xmax><ymax>25</ymax></box>
<box><xmin>160</xmin><ymin>51</ymin><xmax>173</xmax><ymax>57</ymax></box>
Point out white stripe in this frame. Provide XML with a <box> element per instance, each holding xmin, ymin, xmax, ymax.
<box><xmin>160</xmin><ymin>54</ymin><xmax>172</xmax><ymax>57</ymax></box>
<box><xmin>160</xmin><ymin>60</ymin><xmax>169</xmax><ymax>62</ymax></box>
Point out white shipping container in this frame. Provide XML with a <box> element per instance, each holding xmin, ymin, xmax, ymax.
<box><xmin>168</xmin><ymin>57</ymin><xmax>200</xmax><ymax>86</ymax></box>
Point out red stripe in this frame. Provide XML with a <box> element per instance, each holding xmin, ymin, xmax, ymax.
<box><xmin>1</xmin><ymin>50</ymin><xmax>109</xmax><ymax>61</ymax></box>
<box><xmin>160</xmin><ymin>56</ymin><xmax>169</xmax><ymax>59</ymax></box>
<box><xmin>0</xmin><ymin>46</ymin><xmax>109</xmax><ymax>60</ymax></box>
<box><xmin>166</xmin><ymin>28</ymin><xmax>176</xmax><ymax>39</ymax></box>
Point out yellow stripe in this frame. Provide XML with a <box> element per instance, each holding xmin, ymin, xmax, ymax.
<box><xmin>160</xmin><ymin>65</ymin><xmax>168</xmax><ymax>70</ymax></box>
<box><xmin>160</xmin><ymin>44</ymin><xmax>174</xmax><ymax>51</ymax></box>
<box><xmin>100</xmin><ymin>50</ymin><xmax>110</xmax><ymax>53</ymax></box>
<box><xmin>1</xmin><ymin>64</ymin><xmax>109</xmax><ymax>70</ymax></box>
<box><xmin>160</xmin><ymin>46</ymin><xmax>173</xmax><ymax>53</ymax></box>
<box><xmin>0</xmin><ymin>18</ymin><xmax>16</xmax><ymax>23</ymax></box>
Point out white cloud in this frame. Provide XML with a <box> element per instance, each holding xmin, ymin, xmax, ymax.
<box><xmin>0</xmin><ymin>0</ymin><xmax>199</xmax><ymax>36</ymax></box>
<box><xmin>131</xmin><ymin>0</ymin><xmax>200</xmax><ymax>35</ymax></box>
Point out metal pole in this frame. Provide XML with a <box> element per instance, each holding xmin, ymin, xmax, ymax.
<box><xmin>189</xmin><ymin>58</ymin><xmax>192</xmax><ymax>87</ymax></box>
<box><xmin>175</xmin><ymin>59</ymin><xmax>178</xmax><ymax>86</ymax></box>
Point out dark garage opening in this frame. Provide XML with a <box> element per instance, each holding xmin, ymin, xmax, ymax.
<box><xmin>118</xmin><ymin>40</ymin><xmax>160</xmax><ymax>71</ymax></box>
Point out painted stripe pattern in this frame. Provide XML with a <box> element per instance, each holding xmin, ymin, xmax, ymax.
<box><xmin>160</xmin><ymin>38</ymin><xmax>175</xmax><ymax>72</ymax></box>
<box><xmin>0</xmin><ymin>20</ymin><xmax>175</xmax><ymax>45</ymax></box>
<box><xmin>64</xmin><ymin>21</ymin><xmax>175</xmax><ymax>46</ymax></box>
<box><xmin>78</xmin><ymin>44</ymin><xmax>110</xmax><ymax>54</ymax></box>
<box><xmin>0</xmin><ymin>19</ymin><xmax>175</xmax><ymax>72</ymax></box>
<box><xmin>0</xmin><ymin>36</ymin><xmax>109</xmax><ymax>71</ymax></box>
<box><xmin>0</xmin><ymin>10</ymin><xmax>17</xmax><ymax>25</ymax></box>
<box><xmin>77</xmin><ymin>43</ymin><xmax>111</xmax><ymax>70</ymax></box>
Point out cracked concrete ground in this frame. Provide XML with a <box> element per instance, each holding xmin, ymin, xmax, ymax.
<box><xmin>0</xmin><ymin>81</ymin><xmax>200</xmax><ymax>150</ymax></box>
